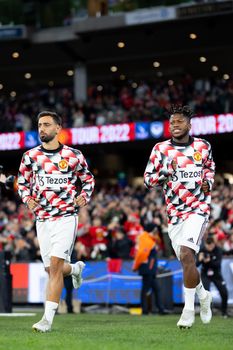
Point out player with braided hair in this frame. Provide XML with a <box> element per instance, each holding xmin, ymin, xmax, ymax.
<box><xmin>144</xmin><ymin>105</ymin><xmax>215</xmax><ymax>328</ymax></box>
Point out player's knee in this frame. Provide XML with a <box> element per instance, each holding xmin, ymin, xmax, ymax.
<box><xmin>49</xmin><ymin>256</ymin><xmax>64</xmax><ymax>276</ymax></box>
<box><xmin>180</xmin><ymin>246</ymin><xmax>195</xmax><ymax>266</ymax></box>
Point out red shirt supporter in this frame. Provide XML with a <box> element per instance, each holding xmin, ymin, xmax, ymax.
<box><xmin>209</xmin><ymin>220</ymin><xmax>227</xmax><ymax>243</ymax></box>
<box><xmin>77</xmin><ymin>223</ymin><xmax>92</xmax><ymax>248</ymax></box>
<box><xmin>123</xmin><ymin>213</ymin><xmax>144</xmax><ymax>257</ymax></box>
<box><xmin>227</xmin><ymin>209</ymin><xmax>233</xmax><ymax>225</ymax></box>
<box><xmin>124</xmin><ymin>213</ymin><xmax>143</xmax><ymax>241</ymax></box>
<box><xmin>76</xmin><ymin>223</ymin><xmax>92</xmax><ymax>260</ymax></box>
<box><xmin>89</xmin><ymin>226</ymin><xmax>108</xmax><ymax>246</ymax></box>
<box><xmin>88</xmin><ymin>218</ymin><xmax>108</xmax><ymax>259</ymax></box>
<box><xmin>120</xmin><ymin>88</ymin><xmax>134</xmax><ymax>110</ymax></box>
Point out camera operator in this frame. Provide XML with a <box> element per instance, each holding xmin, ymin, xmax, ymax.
<box><xmin>197</xmin><ymin>236</ymin><xmax>229</xmax><ymax>318</ymax></box>
<box><xmin>0</xmin><ymin>166</ymin><xmax>16</xmax><ymax>191</ymax></box>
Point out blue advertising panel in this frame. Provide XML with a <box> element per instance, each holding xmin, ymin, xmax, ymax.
<box><xmin>0</xmin><ymin>25</ymin><xmax>26</xmax><ymax>40</ymax></box>
<box><xmin>72</xmin><ymin>259</ymin><xmax>183</xmax><ymax>305</ymax></box>
<box><xmin>25</xmin><ymin>131</ymin><xmax>40</xmax><ymax>148</ymax></box>
<box><xmin>150</xmin><ymin>121</ymin><xmax>164</xmax><ymax>139</ymax></box>
<box><xmin>135</xmin><ymin>122</ymin><xmax>150</xmax><ymax>140</ymax></box>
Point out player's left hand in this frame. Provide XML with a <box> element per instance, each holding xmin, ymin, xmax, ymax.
<box><xmin>201</xmin><ymin>180</ymin><xmax>209</xmax><ymax>194</ymax></box>
<box><xmin>171</xmin><ymin>160</ymin><xmax>177</xmax><ymax>171</ymax></box>
<box><xmin>74</xmin><ymin>195</ymin><xmax>86</xmax><ymax>208</ymax></box>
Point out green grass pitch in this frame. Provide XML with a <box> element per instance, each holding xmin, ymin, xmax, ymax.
<box><xmin>0</xmin><ymin>313</ymin><xmax>232</xmax><ymax>350</ymax></box>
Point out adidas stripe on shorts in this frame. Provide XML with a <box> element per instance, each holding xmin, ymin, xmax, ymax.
<box><xmin>36</xmin><ymin>215</ymin><xmax>78</xmax><ymax>267</ymax></box>
<box><xmin>168</xmin><ymin>213</ymin><xmax>208</xmax><ymax>260</ymax></box>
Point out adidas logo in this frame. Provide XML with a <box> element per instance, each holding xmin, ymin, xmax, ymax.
<box><xmin>64</xmin><ymin>250</ymin><xmax>69</xmax><ymax>254</ymax></box>
<box><xmin>187</xmin><ymin>237</ymin><xmax>194</xmax><ymax>243</ymax></box>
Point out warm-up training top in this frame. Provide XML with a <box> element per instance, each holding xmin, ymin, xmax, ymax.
<box><xmin>18</xmin><ymin>144</ymin><xmax>95</xmax><ymax>221</ymax></box>
<box><xmin>144</xmin><ymin>137</ymin><xmax>215</xmax><ymax>225</ymax></box>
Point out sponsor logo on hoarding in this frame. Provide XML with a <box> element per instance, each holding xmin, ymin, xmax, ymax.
<box><xmin>99</xmin><ymin>123</ymin><xmax>135</xmax><ymax>143</ymax></box>
<box><xmin>71</xmin><ymin>123</ymin><xmax>135</xmax><ymax>145</ymax></box>
<box><xmin>135</xmin><ymin>122</ymin><xmax>149</xmax><ymax>140</ymax></box>
<box><xmin>71</xmin><ymin>126</ymin><xmax>99</xmax><ymax>145</ymax></box>
<box><xmin>164</xmin><ymin>113</ymin><xmax>233</xmax><ymax>139</ymax></box>
<box><xmin>25</xmin><ymin>131</ymin><xmax>39</xmax><ymax>148</ymax></box>
<box><xmin>0</xmin><ymin>132</ymin><xmax>24</xmax><ymax>150</ymax></box>
<box><xmin>190</xmin><ymin>114</ymin><xmax>233</xmax><ymax>136</ymax></box>
<box><xmin>150</xmin><ymin>121</ymin><xmax>163</xmax><ymax>138</ymax></box>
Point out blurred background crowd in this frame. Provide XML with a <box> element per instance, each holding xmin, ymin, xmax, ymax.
<box><xmin>1</xmin><ymin>175</ymin><xmax>233</xmax><ymax>262</ymax></box>
<box><xmin>1</xmin><ymin>75</ymin><xmax>233</xmax><ymax>132</ymax></box>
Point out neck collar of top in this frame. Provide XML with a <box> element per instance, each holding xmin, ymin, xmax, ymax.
<box><xmin>171</xmin><ymin>136</ymin><xmax>194</xmax><ymax>147</ymax></box>
<box><xmin>40</xmin><ymin>143</ymin><xmax>63</xmax><ymax>153</ymax></box>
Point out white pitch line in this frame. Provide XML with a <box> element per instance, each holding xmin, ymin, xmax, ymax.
<box><xmin>0</xmin><ymin>313</ymin><xmax>36</xmax><ymax>317</ymax></box>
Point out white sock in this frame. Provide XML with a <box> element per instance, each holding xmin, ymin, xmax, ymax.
<box><xmin>184</xmin><ymin>287</ymin><xmax>196</xmax><ymax>311</ymax></box>
<box><xmin>44</xmin><ymin>301</ymin><xmax>58</xmax><ymax>324</ymax></box>
<box><xmin>196</xmin><ymin>281</ymin><xmax>207</xmax><ymax>300</ymax></box>
<box><xmin>69</xmin><ymin>264</ymin><xmax>74</xmax><ymax>275</ymax></box>
<box><xmin>70</xmin><ymin>263</ymin><xmax>79</xmax><ymax>275</ymax></box>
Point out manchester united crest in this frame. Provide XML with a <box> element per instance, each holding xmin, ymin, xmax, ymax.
<box><xmin>58</xmin><ymin>159</ymin><xmax>68</xmax><ymax>171</ymax></box>
<box><xmin>193</xmin><ymin>151</ymin><xmax>202</xmax><ymax>162</ymax></box>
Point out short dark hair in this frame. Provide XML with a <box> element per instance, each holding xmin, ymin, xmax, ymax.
<box><xmin>145</xmin><ymin>223</ymin><xmax>159</xmax><ymax>233</ymax></box>
<box><xmin>206</xmin><ymin>236</ymin><xmax>214</xmax><ymax>245</ymax></box>
<box><xmin>169</xmin><ymin>105</ymin><xmax>194</xmax><ymax>120</ymax></box>
<box><xmin>37</xmin><ymin>111</ymin><xmax>62</xmax><ymax>126</ymax></box>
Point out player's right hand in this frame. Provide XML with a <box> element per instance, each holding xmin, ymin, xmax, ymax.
<box><xmin>27</xmin><ymin>198</ymin><xmax>41</xmax><ymax>211</ymax></box>
<box><xmin>74</xmin><ymin>195</ymin><xmax>86</xmax><ymax>208</ymax></box>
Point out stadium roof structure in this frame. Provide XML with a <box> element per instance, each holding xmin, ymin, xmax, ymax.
<box><xmin>0</xmin><ymin>1</ymin><xmax>233</xmax><ymax>92</ymax></box>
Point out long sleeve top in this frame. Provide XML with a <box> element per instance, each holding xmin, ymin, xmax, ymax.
<box><xmin>144</xmin><ymin>137</ymin><xmax>215</xmax><ymax>225</ymax></box>
<box><xmin>18</xmin><ymin>144</ymin><xmax>95</xmax><ymax>221</ymax></box>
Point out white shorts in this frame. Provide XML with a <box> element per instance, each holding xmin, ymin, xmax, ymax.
<box><xmin>168</xmin><ymin>214</ymin><xmax>208</xmax><ymax>260</ymax></box>
<box><xmin>36</xmin><ymin>216</ymin><xmax>78</xmax><ymax>268</ymax></box>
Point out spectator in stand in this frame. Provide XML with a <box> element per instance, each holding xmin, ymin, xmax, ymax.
<box><xmin>0</xmin><ymin>210</ymin><xmax>8</xmax><ymax>231</ymax></box>
<box><xmin>89</xmin><ymin>217</ymin><xmax>108</xmax><ymax>259</ymax></box>
<box><xmin>197</xmin><ymin>236</ymin><xmax>229</xmax><ymax>318</ymax></box>
<box><xmin>14</xmin><ymin>228</ymin><xmax>40</xmax><ymax>262</ymax></box>
<box><xmin>210</xmin><ymin>196</ymin><xmax>223</xmax><ymax>220</ymax></box>
<box><xmin>108</xmin><ymin>227</ymin><xmax>133</xmax><ymax>259</ymax></box>
<box><xmin>133</xmin><ymin>223</ymin><xmax>166</xmax><ymax>315</ymax></box>
<box><xmin>208</xmin><ymin>219</ymin><xmax>227</xmax><ymax>246</ymax></box>
<box><xmin>1</xmin><ymin>75</ymin><xmax>233</xmax><ymax>131</ymax></box>
<box><xmin>223</xmin><ymin>233</ymin><xmax>233</xmax><ymax>255</ymax></box>
<box><xmin>124</xmin><ymin>212</ymin><xmax>143</xmax><ymax>242</ymax></box>
<box><xmin>75</xmin><ymin>223</ymin><xmax>92</xmax><ymax>261</ymax></box>
<box><xmin>3</xmin><ymin>200</ymin><xmax>18</xmax><ymax>220</ymax></box>
<box><xmin>17</xmin><ymin>203</ymin><xmax>35</xmax><ymax>224</ymax></box>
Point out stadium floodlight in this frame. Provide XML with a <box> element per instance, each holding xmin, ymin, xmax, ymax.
<box><xmin>189</xmin><ymin>33</ymin><xmax>197</xmax><ymax>40</ymax></box>
<box><xmin>153</xmin><ymin>61</ymin><xmax>160</xmax><ymax>68</ymax></box>
<box><xmin>199</xmin><ymin>56</ymin><xmax>207</xmax><ymax>63</ymax></box>
<box><xmin>212</xmin><ymin>66</ymin><xmax>218</xmax><ymax>72</ymax></box>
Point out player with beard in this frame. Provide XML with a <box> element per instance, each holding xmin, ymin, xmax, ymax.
<box><xmin>144</xmin><ymin>105</ymin><xmax>215</xmax><ymax>328</ymax></box>
<box><xmin>18</xmin><ymin>111</ymin><xmax>95</xmax><ymax>332</ymax></box>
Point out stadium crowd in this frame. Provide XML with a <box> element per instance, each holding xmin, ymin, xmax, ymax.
<box><xmin>0</xmin><ymin>75</ymin><xmax>233</xmax><ymax>132</ymax></box>
<box><xmin>0</xmin><ymin>175</ymin><xmax>233</xmax><ymax>262</ymax></box>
